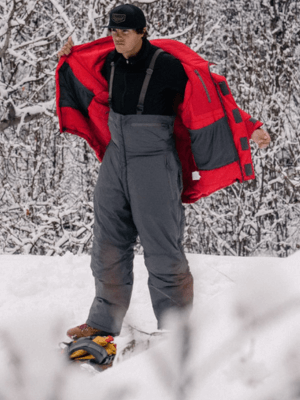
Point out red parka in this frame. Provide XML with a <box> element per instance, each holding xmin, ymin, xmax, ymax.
<box><xmin>56</xmin><ymin>36</ymin><xmax>262</xmax><ymax>204</ymax></box>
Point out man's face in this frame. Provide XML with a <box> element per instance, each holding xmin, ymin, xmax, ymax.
<box><xmin>110</xmin><ymin>29</ymin><xmax>144</xmax><ymax>59</ymax></box>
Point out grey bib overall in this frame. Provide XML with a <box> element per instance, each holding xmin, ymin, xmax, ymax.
<box><xmin>87</xmin><ymin>50</ymin><xmax>193</xmax><ymax>335</ymax></box>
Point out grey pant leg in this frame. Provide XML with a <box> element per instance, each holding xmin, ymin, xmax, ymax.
<box><xmin>127</xmin><ymin>151</ymin><xmax>193</xmax><ymax>328</ymax></box>
<box><xmin>87</xmin><ymin>144</ymin><xmax>138</xmax><ymax>335</ymax></box>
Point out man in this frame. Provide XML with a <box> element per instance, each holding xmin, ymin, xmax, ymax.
<box><xmin>57</xmin><ymin>4</ymin><xmax>270</xmax><ymax>339</ymax></box>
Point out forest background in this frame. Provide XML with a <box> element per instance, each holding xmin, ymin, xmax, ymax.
<box><xmin>0</xmin><ymin>0</ymin><xmax>299</xmax><ymax>258</ymax></box>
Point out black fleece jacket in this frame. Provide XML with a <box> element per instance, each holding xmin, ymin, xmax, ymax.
<box><xmin>101</xmin><ymin>38</ymin><xmax>188</xmax><ymax>116</ymax></box>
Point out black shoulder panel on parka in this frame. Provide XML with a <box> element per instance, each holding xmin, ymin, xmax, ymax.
<box><xmin>59</xmin><ymin>62</ymin><xmax>95</xmax><ymax>118</ymax></box>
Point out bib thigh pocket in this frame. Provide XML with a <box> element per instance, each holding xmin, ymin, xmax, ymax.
<box><xmin>165</xmin><ymin>153</ymin><xmax>182</xmax><ymax>200</ymax></box>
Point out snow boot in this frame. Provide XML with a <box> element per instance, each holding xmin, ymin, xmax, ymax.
<box><xmin>67</xmin><ymin>323</ymin><xmax>112</xmax><ymax>340</ymax></box>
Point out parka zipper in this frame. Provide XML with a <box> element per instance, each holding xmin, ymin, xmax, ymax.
<box><xmin>121</xmin><ymin>70</ymin><xmax>127</xmax><ymax>110</ymax></box>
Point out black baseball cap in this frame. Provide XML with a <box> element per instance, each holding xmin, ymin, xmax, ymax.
<box><xmin>103</xmin><ymin>4</ymin><xmax>146</xmax><ymax>30</ymax></box>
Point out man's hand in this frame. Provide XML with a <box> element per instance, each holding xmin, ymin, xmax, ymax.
<box><xmin>251</xmin><ymin>128</ymin><xmax>271</xmax><ymax>149</ymax></box>
<box><xmin>57</xmin><ymin>37</ymin><xmax>74</xmax><ymax>60</ymax></box>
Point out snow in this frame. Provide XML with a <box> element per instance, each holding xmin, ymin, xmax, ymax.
<box><xmin>7</xmin><ymin>49</ymin><xmax>36</xmax><ymax>66</ymax></box>
<box><xmin>153</xmin><ymin>22</ymin><xmax>195</xmax><ymax>40</ymax></box>
<box><xmin>14</xmin><ymin>100</ymin><xmax>55</xmax><ymax>118</ymax></box>
<box><xmin>1</xmin><ymin>252</ymin><xmax>300</xmax><ymax>399</ymax></box>
<box><xmin>0</xmin><ymin>20</ymin><xmax>8</xmax><ymax>37</ymax></box>
<box><xmin>49</xmin><ymin>0</ymin><xmax>78</xmax><ymax>44</ymax></box>
<box><xmin>0</xmin><ymin>83</ymin><xmax>8</xmax><ymax>99</ymax></box>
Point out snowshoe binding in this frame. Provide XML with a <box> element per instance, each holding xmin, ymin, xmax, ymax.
<box><xmin>61</xmin><ymin>335</ymin><xmax>117</xmax><ymax>372</ymax></box>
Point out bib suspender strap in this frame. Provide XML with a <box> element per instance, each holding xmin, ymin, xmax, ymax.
<box><xmin>108</xmin><ymin>61</ymin><xmax>115</xmax><ymax>108</ymax></box>
<box><xmin>136</xmin><ymin>48</ymin><xmax>164</xmax><ymax>115</ymax></box>
<box><xmin>108</xmin><ymin>48</ymin><xmax>164</xmax><ymax>113</ymax></box>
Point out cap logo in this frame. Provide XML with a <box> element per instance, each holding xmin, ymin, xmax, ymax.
<box><xmin>112</xmin><ymin>13</ymin><xmax>126</xmax><ymax>23</ymax></box>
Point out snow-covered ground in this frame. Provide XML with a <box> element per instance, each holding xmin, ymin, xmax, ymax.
<box><xmin>1</xmin><ymin>252</ymin><xmax>300</xmax><ymax>400</ymax></box>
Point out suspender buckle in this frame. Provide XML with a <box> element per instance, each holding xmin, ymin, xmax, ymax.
<box><xmin>136</xmin><ymin>104</ymin><xmax>144</xmax><ymax>113</ymax></box>
<box><xmin>146</xmin><ymin>68</ymin><xmax>153</xmax><ymax>75</ymax></box>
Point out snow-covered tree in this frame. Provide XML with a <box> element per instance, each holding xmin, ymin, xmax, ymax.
<box><xmin>184</xmin><ymin>0</ymin><xmax>300</xmax><ymax>257</ymax></box>
<box><xmin>0</xmin><ymin>0</ymin><xmax>299</xmax><ymax>256</ymax></box>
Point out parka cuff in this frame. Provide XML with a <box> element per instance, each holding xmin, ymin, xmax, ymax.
<box><xmin>238</xmin><ymin>108</ymin><xmax>263</xmax><ymax>139</ymax></box>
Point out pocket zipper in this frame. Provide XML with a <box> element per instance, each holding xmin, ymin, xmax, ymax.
<box><xmin>165</xmin><ymin>155</ymin><xmax>175</xmax><ymax>199</ymax></box>
<box><xmin>194</xmin><ymin>70</ymin><xmax>211</xmax><ymax>103</ymax></box>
